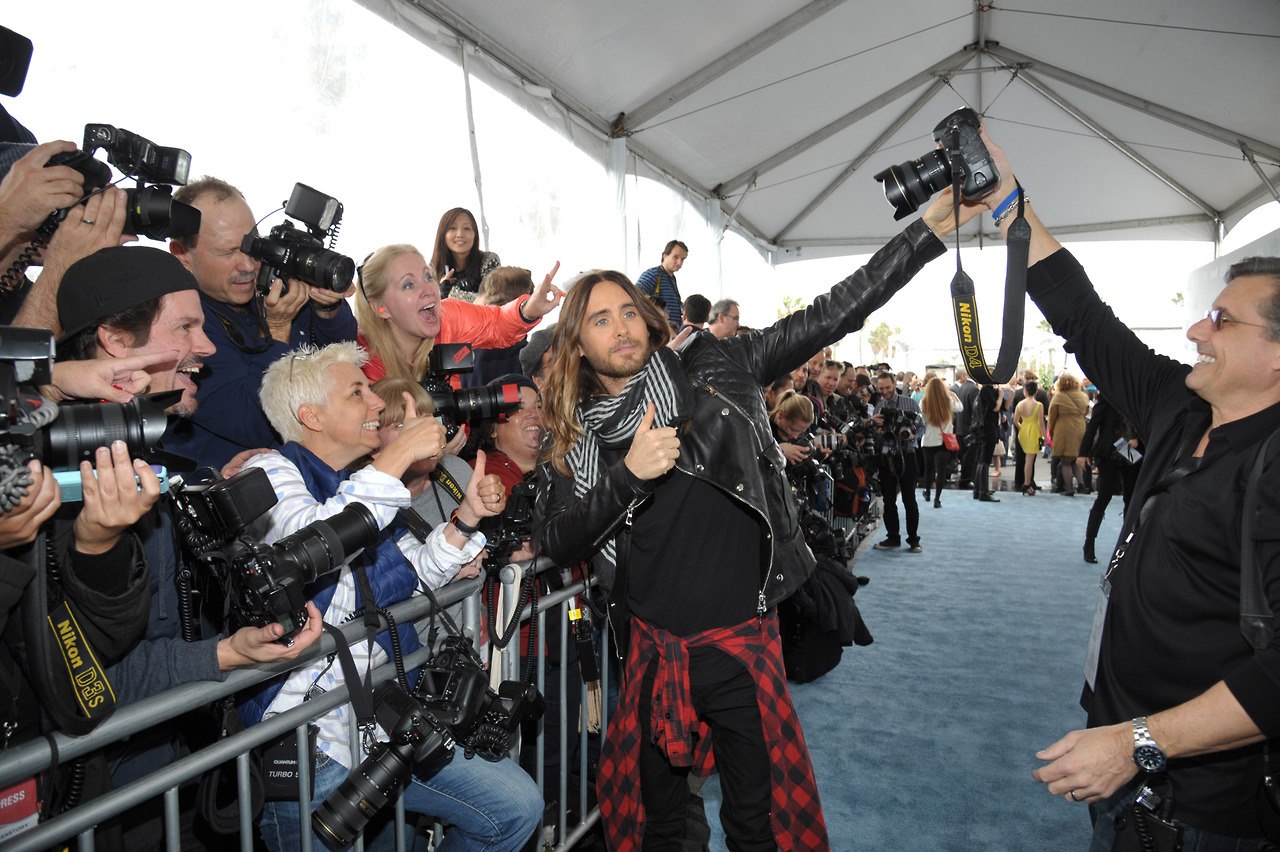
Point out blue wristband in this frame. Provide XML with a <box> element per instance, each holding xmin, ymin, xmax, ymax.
<box><xmin>991</xmin><ymin>187</ymin><xmax>1022</xmax><ymax>222</ymax></box>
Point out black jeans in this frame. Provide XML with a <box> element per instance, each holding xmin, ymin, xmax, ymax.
<box><xmin>879</xmin><ymin>450</ymin><xmax>920</xmax><ymax>545</ymax></box>
<box><xmin>920</xmin><ymin>445</ymin><xmax>952</xmax><ymax>500</ymax></box>
<box><xmin>637</xmin><ymin>656</ymin><xmax>773</xmax><ymax>852</ymax></box>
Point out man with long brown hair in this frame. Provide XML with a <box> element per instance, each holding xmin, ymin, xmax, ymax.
<box><xmin>534</xmin><ymin>204</ymin><xmax>956</xmax><ymax>849</ymax></box>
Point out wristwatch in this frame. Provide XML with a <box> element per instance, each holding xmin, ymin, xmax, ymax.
<box><xmin>1132</xmin><ymin>716</ymin><xmax>1168</xmax><ymax>773</ymax></box>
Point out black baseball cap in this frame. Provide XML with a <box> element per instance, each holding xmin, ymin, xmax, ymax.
<box><xmin>57</xmin><ymin>246</ymin><xmax>199</xmax><ymax>342</ymax></box>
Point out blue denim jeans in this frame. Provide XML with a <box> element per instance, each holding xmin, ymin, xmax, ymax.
<box><xmin>260</xmin><ymin>748</ymin><xmax>542</xmax><ymax>851</ymax></box>
<box><xmin>1089</xmin><ymin>784</ymin><xmax>1270</xmax><ymax>852</ymax></box>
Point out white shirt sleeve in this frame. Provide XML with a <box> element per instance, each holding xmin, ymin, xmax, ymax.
<box><xmin>244</xmin><ymin>451</ymin><xmax>484</xmax><ymax>589</ymax></box>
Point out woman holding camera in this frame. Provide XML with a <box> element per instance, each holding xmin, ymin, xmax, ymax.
<box><xmin>429</xmin><ymin>207</ymin><xmax>501</xmax><ymax>302</ymax></box>
<box><xmin>238</xmin><ymin>342</ymin><xmax>540</xmax><ymax>852</ymax></box>
<box><xmin>353</xmin><ymin>244</ymin><xmax>561</xmax><ymax>390</ymax></box>
<box><xmin>919</xmin><ymin>376</ymin><xmax>963</xmax><ymax>508</ymax></box>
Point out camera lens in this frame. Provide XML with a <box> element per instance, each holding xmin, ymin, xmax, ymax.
<box><xmin>312</xmin><ymin>739</ymin><xmax>417</xmax><ymax>852</ymax></box>
<box><xmin>42</xmin><ymin>396</ymin><xmax>169</xmax><ymax>470</ymax></box>
<box><xmin>452</xmin><ymin>383</ymin><xmax>521</xmax><ymax>425</ymax></box>
<box><xmin>292</xmin><ymin>245</ymin><xmax>356</xmax><ymax>293</ymax></box>
<box><xmin>123</xmin><ymin>185</ymin><xmax>201</xmax><ymax>240</ymax></box>
<box><xmin>873</xmin><ymin>151</ymin><xmax>951</xmax><ymax>221</ymax></box>
<box><xmin>274</xmin><ymin>502</ymin><xmax>379</xmax><ymax>584</ymax></box>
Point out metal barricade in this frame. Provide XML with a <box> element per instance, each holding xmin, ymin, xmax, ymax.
<box><xmin>1</xmin><ymin>557</ymin><xmax>607</xmax><ymax>852</ymax></box>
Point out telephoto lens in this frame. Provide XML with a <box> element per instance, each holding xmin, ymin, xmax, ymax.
<box><xmin>311</xmin><ymin>738</ymin><xmax>418</xmax><ymax>851</ymax></box>
<box><xmin>272</xmin><ymin>502</ymin><xmax>379</xmax><ymax>585</ymax></box>
<box><xmin>291</xmin><ymin>244</ymin><xmax>355</xmax><ymax>293</ymax></box>
<box><xmin>42</xmin><ymin>395</ymin><xmax>170</xmax><ymax>469</ymax></box>
<box><xmin>312</xmin><ymin>682</ymin><xmax>454</xmax><ymax>851</ymax></box>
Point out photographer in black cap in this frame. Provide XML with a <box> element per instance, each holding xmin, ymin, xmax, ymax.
<box><xmin>55</xmin><ymin>246</ymin><xmax>324</xmax><ymax>847</ymax></box>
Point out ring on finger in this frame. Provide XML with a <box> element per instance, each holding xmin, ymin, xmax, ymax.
<box><xmin>1068</xmin><ymin>790</ymin><xmax>1080</xmax><ymax>802</ymax></box>
<box><xmin>82</xmin><ymin>217</ymin><xmax>96</xmax><ymax>225</ymax></box>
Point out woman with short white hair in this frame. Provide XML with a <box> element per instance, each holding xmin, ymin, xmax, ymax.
<box><xmin>239</xmin><ymin>341</ymin><xmax>541</xmax><ymax>852</ymax></box>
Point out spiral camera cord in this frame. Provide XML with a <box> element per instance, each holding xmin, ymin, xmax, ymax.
<box><xmin>0</xmin><ymin>217</ymin><xmax>56</xmax><ymax>295</ymax></box>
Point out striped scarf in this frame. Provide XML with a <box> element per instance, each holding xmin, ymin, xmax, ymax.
<box><xmin>565</xmin><ymin>347</ymin><xmax>690</xmax><ymax>566</ymax></box>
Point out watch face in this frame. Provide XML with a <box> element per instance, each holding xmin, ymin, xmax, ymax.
<box><xmin>1135</xmin><ymin>745</ymin><xmax>1167</xmax><ymax>772</ymax></box>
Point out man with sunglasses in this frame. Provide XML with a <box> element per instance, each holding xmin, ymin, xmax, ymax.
<box><xmin>956</xmin><ymin>134</ymin><xmax>1280</xmax><ymax>848</ymax></box>
<box><xmin>165</xmin><ymin>177</ymin><xmax>356</xmax><ymax>469</ymax></box>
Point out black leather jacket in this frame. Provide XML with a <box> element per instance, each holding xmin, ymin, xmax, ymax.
<box><xmin>534</xmin><ymin>219</ymin><xmax>945</xmax><ymax>610</ymax></box>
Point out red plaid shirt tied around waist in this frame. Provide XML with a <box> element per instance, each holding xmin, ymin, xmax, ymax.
<box><xmin>597</xmin><ymin>611</ymin><xmax>829</xmax><ymax>851</ymax></box>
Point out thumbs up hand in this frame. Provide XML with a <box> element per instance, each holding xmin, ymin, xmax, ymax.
<box><xmin>461</xmin><ymin>450</ymin><xmax>507</xmax><ymax>522</ymax></box>
<box><xmin>623</xmin><ymin>403</ymin><xmax>681</xmax><ymax>481</ymax></box>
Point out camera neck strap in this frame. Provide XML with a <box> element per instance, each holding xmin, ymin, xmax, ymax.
<box><xmin>947</xmin><ymin>173</ymin><xmax>1029</xmax><ymax>385</ymax></box>
<box><xmin>320</xmin><ymin>621</ymin><xmax>377</xmax><ymax>740</ymax></box>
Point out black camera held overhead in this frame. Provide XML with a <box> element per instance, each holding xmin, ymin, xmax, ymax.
<box><xmin>421</xmin><ymin>343</ymin><xmax>522</xmax><ymax>440</ymax></box>
<box><xmin>48</xmin><ymin>123</ymin><xmax>199</xmax><ymax>239</ymax></box>
<box><xmin>874</xmin><ymin>107</ymin><xmax>1000</xmax><ymax>221</ymax></box>
<box><xmin>241</xmin><ymin>183</ymin><xmax>355</xmax><ymax>297</ymax></box>
<box><xmin>875</xmin><ymin>106</ymin><xmax>1028</xmax><ymax>386</ymax></box>
<box><xmin>170</xmin><ymin>466</ymin><xmax>379</xmax><ymax>640</ymax></box>
<box><xmin>0</xmin><ymin>326</ymin><xmax>174</xmax><ymax>512</ymax></box>
<box><xmin>1</xmin><ymin>123</ymin><xmax>200</xmax><ymax>295</ymax></box>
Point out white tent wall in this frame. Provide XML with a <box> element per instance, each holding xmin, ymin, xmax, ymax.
<box><xmin>359</xmin><ymin>0</ymin><xmax>1280</xmax><ymax>263</ymax></box>
<box><xmin>1186</xmin><ymin>230</ymin><xmax>1280</xmax><ymax>330</ymax></box>
<box><xmin>353</xmin><ymin>0</ymin><xmax>770</xmax><ymax>297</ymax></box>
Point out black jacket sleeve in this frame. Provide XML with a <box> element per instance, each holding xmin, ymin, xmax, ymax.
<box><xmin>718</xmin><ymin>219</ymin><xmax>945</xmax><ymax>385</ymax></box>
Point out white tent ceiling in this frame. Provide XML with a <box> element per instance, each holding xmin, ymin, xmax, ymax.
<box><xmin>370</xmin><ymin>0</ymin><xmax>1279</xmax><ymax>260</ymax></box>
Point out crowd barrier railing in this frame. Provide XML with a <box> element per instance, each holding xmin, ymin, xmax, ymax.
<box><xmin>1</xmin><ymin>556</ymin><xmax>606</xmax><ymax>852</ymax></box>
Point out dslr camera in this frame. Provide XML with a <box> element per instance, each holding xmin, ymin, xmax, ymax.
<box><xmin>874</xmin><ymin>107</ymin><xmax>1000</xmax><ymax>221</ymax></box>
<box><xmin>0</xmin><ymin>326</ymin><xmax>172</xmax><ymax>509</ymax></box>
<box><xmin>241</xmin><ymin>183</ymin><xmax>355</xmax><ymax>296</ymax></box>
<box><xmin>45</xmin><ymin>123</ymin><xmax>200</xmax><ymax>239</ymax></box>
<box><xmin>421</xmin><ymin>343</ymin><xmax>522</xmax><ymax>440</ymax></box>
<box><xmin>170</xmin><ymin>467</ymin><xmax>378</xmax><ymax>639</ymax></box>
<box><xmin>478</xmin><ymin>478</ymin><xmax>536</xmax><ymax>566</ymax></box>
<box><xmin>877</xmin><ymin>406</ymin><xmax>914</xmax><ymax>443</ymax></box>
<box><xmin>312</xmin><ymin>636</ymin><xmax>541</xmax><ymax>851</ymax></box>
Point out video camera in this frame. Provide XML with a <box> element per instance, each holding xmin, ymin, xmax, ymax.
<box><xmin>0</xmin><ymin>327</ymin><xmax>173</xmax><ymax>511</ymax></box>
<box><xmin>241</xmin><ymin>183</ymin><xmax>354</xmax><ymax>297</ymax></box>
<box><xmin>312</xmin><ymin>636</ymin><xmax>542</xmax><ymax>851</ymax></box>
<box><xmin>170</xmin><ymin>467</ymin><xmax>378</xmax><ymax>639</ymax></box>
<box><xmin>874</xmin><ymin>106</ymin><xmax>1000</xmax><ymax>221</ymax></box>
<box><xmin>45</xmin><ymin>123</ymin><xmax>200</xmax><ymax>240</ymax></box>
<box><xmin>421</xmin><ymin>343</ymin><xmax>522</xmax><ymax>440</ymax></box>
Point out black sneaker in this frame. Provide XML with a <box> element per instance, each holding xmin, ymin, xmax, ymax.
<box><xmin>873</xmin><ymin>539</ymin><xmax>901</xmax><ymax>550</ymax></box>
<box><xmin>908</xmin><ymin>544</ymin><xmax>924</xmax><ymax>553</ymax></box>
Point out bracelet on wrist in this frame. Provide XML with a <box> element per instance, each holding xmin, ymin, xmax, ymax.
<box><xmin>451</xmin><ymin>512</ymin><xmax>479</xmax><ymax>535</ymax></box>
<box><xmin>990</xmin><ymin>187</ymin><xmax>1022</xmax><ymax>222</ymax></box>
<box><xmin>993</xmin><ymin>194</ymin><xmax>1028</xmax><ymax>227</ymax></box>
<box><xmin>517</xmin><ymin>297</ymin><xmax>533</xmax><ymax>323</ymax></box>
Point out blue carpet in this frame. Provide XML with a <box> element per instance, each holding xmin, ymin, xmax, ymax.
<box><xmin>702</xmin><ymin>484</ymin><xmax>1125</xmax><ymax>851</ymax></box>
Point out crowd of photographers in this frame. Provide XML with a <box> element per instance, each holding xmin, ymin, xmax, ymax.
<box><xmin>0</xmin><ymin>90</ymin><xmax>902</xmax><ymax>845</ymax></box>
